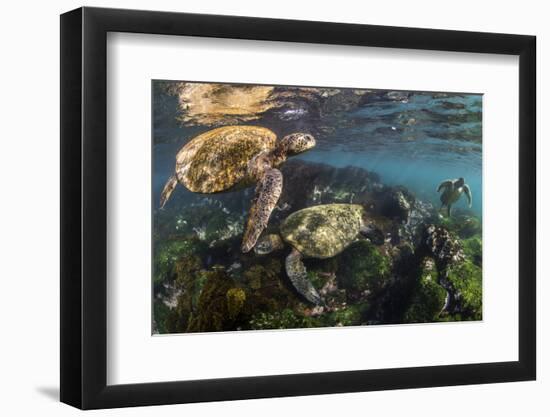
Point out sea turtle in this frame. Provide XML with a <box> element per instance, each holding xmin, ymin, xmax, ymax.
<box><xmin>159</xmin><ymin>125</ymin><xmax>316</xmax><ymax>252</ymax></box>
<box><xmin>254</xmin><ymin>204</ymin><xmax>383</xmax><ymax>305</ymax></box>
<box><xmin>436</xmin><ymin>177</ymin><xmax>472</xmax><ymax>217</ymax></box>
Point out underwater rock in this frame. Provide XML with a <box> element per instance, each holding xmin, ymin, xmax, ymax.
<box><xmin>361</xmin><ymin>239</ymin><xmax>419</xmax><ymax>325</ymax></box>
<box><xmin>403</xmin><ymin>199</ymin><xmax>438</xmax><ymax>242</ymax></box>
<box><xmin>463</xmin><ymin>236</ymin><xmax>482</xmax><ymax>267</ymax></box>
<box><xmin>337</xmin><ymin>240</ymin><xmax>391</xmax><ymax>301</ymax></box>
<box><xmin>152</xmin><ymin>237</ymin><xmax>206</xmax><ymax>292</ymax></box>
<box><xmin>403</xmin><ymin>257</ymin><xmax>447</xmax><ymax>323</ymax></box>
<box><xmin>422</xmin><ymin>224</ymin><xmax>465</xmax><ymax>269</ymax></box>
<box><xmin>186</xmin><ymin>267</ymin><xmax>244</xmax><ymax>332</ymax></box>
<box><xmin>320</xmin><ymin>302</ymin><xmax>370</xmax><ymax>327</ymax></box>
<box><xmin>240</xmin><ymin>258</ymin><xmax>301</xmax><ymax>316</ymax></box>
<box><xmin>362</xmin><ymin>223</ymin><xmax>386</xmax><ymax>246</ymax></box>
<box><xmin>157</xmin><ymin>203</ymin><xmax>246</xmax><ymax>252</ymax></box>
<box><xmin>277</xmin><ymin>160</ymin><xmax>381</xmax><ymax>216</ymax></box>
<box><xmin>161</xmin><ymin>254</ymin><xmax>209</xmax><ymax>333</ymax></box>
<box><xmin>361</xmin><ymin>223</ymin><xmax>467</xmax><ymax>324</ymax></box>
<box><xmin>438</xmin><ymin>212</ymin><xmax>481</xmax><ymax>239</ymax></box>
<box><xmin>249</xmin><ymin>309</ymin><xmax>318</xmax><ymax>330</ymax></box>
<box><xmin>444</xmin><ymin>260</ymin><xmax>482</xmax><ymax>320</ymax></box>
<box><xmin>416</xmin><ymin>224</ymin><xmax>481</xmax><ymax>319</ymax></box>
<box><xmin>377</xmin><ymin>188</ymin><xmax>414</xmax><ymax>223</ymax></box>
<box><xmin>305</xmin><ymin>265</ymin><xmax>347</xmax><ymax>310</ymax></box>
<box><xmin>153</xmin><ymin>299</ymin><xmax>171</xmax><ymax>334</ymax></box>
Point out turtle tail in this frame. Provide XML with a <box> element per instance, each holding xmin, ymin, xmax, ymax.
<box><xmin>159</xmin><ymin>174</ymin><xmax>178</xmax><ymax>209</ymax></box>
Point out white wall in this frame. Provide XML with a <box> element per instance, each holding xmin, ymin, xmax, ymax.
<box><xmin>0</xmin><ymin>0</ymin><xmax>546</xmax><ymax>415</ymax></box>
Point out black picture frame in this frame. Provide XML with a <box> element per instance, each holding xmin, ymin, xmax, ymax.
<box><xmin>60</xmin><ymin>6</ymin><xmax>536</xmax><ymax>410</ymax></box>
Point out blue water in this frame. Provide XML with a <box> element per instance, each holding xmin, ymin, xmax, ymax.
<box><xmin>153</xmin><ymin>90</ymin><xmax>482</xmax><ymax>217</ymax></box>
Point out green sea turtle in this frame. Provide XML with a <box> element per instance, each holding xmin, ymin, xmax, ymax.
<box><xmin>254</xmin><ymin>204</ymin><xmax>382</xmax><ymax>305</ymax></box>
<box><xmin>437</xmin><ymin>177</ymin><xmax>472</xmax><ymax>216</ymax></box>
<box><xmin>159</xmin><ymin>125</ymin><xmax>316</xmax><ymax>252</ymax></box>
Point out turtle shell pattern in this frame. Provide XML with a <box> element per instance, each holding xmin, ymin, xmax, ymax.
<box><xmin>175</xmin><ymin>125</ymin><xmax>277</xmax><ymax>193</ymax></box>
<box><xmin>280</xmin><ymin>204</ymin><xmax>364</xmax><ymax>259</ymax></box>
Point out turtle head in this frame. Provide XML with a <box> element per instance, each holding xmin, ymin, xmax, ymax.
<box><xmin>278</xmin><ymin>132</ymin><xmax>316</xmax><ymax>156</ymax></box>
<box><xmin>456</xmin><ymin>177</ymin><xmax>465</xmax><ymax>187</ymax></box>
<box><xmin>359</xmin><ymin>223</ymin><xmax>385</xmax><ymax>246</ymax></box>
<box><xmin>253</xmin><ymin>234</ymin><xmax>285</xmax><ymax>255</ymax></box>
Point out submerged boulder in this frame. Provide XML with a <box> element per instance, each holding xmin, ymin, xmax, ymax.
<box><xmin>186</xmin><ymin>267</ymin><xmax>246</xmax><ymax>333</ymax></box>
<box><xmin>422</xmin><ymin>224</ymin><xmax>465</xmax><ymax>269</ymax></box>
<box><xmin>337</xmin><ymin>240</ymin><xmax>391</xmax><ymax>299</ymax></box>
<box><xmin>415</xmin><ymin>224</ymin><xmax>482</xmax><ymax>320</ymax></box>
<box><xmin>445</xmin><ymin>260</ymin><xmax>482</xmax><ymax>320</ymax></box>
<box><xmin>250</xmin><ymin>309</ymin><xmax>318</xmax><ymax>330</ymax></box>
<box><xmin>377</xmin><ymin>188</ymin><xmax>414</xmax><ymax>223</ymax></box>
<box><xmin>463</xmin><ymin>236</ymin><xmax>482</xmax><ymax>267</ymax></box>
<box><xmin>438</xmin><ymin>212</ymin><xmax>482</xmax><ymax>239</ymax></box>
<box><xmin>403</xmin><ymin>257</ymin><xmax>446</xmax><ymax>323</ymax></box>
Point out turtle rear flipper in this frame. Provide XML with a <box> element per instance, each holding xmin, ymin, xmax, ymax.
<box><xmin>241</xmin><ymin>168</ymin><xmax>283</xmax><ymax>253</ymax></box>
<box><xmin>463</xmin><ymin>184</ymin><xmax>473</xmax><ymax>208</ymax></box>
<box><xmin>159</xmin><ymin>174</ymin><xmax>178</xmax><ymax>209</ymax></box>
<box><xmin>437</xmin><ymin>180</ymin><xmax>453</xmax><ymax>193</ymax></box>
<box><xmin>285</xmin><ymin>248</ymin><xmax>323</xmax><ymax>305</ymax></box>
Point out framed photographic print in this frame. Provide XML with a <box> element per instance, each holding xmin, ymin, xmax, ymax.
<box><xmin>60</xmin><ymin>6</ymin><xmax>536</xmax><ymax>409</ymax></box>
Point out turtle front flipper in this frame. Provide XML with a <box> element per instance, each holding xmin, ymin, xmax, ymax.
<box><xmin>159</xmin><ymin>174</ymin><xmax>178</xmax><ymax>209</ymax></box>
<box><xmin>437</xmin><ymin>180</ymin><xmax>453</xmax><ymax>193</ymax></box>
<box><xmin>241</xmin><ymin>168</ymin><xmax>283</xmax><ymax>253</ymax></box>
<box><xmin>285</xmin><ymin>248</ymin><xmax>322</xmax><ymax>305</ymax></box>
<box><xmin>463</xmin><ymin>184</ymin><xmax>473</xmax><ymax>208</ymax></box>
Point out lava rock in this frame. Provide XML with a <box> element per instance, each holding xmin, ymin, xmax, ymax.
<box><xmin>422</xmin><ymin>224</ymin><xmax>465</xmax><ymax>269</ymax></box>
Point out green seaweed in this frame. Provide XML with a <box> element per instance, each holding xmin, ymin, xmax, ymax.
<box><xmin>447</xmin><ymin>260</ymin><xmax>482</xmax><ymax>320</ymax></box>
<box><xmin>186</xmin><ymin>268</ymin><xmax>243</xmax><ymax>332</ymax></box>
<box><xmin>322</xmin><ymin>303</ymin><xmax>370</xmax><ymax>327</ymax></box>
<box><xmin>153</xmin><ymin>239</ymin><xmax>195</xmax><ymax>287</ymax></box>
<box><xmin>463</xmin><ymin>236</ymin><xmax>482</xmax><ymax>267</ymax></box>
<box><xmin>226</xmin><ymin>288</ymin><xmax>247</xmax><ymax>319</ymax></box>
<box><xmin>152</xmin><ymin>236</ymin><xmax>207</xmax><ymax>292</ymax></box>
<box><xmin>241</xmin><ymin>258</ymin><xmax>301</xmax><ymax>315</ymax></box>
<box><xmin>403</xmin><ymin>258</ymin><xmax>446</xmax><ymax>323</ymax></box>
<box><xmin>153</xmin><ymin>299</ymin><xmax>171</xmax><ymax>334</ymax></box>
<box><xmin>249</xmin><ymin>309</ymin><xmax>318</xmax><ymax>330</ymax></box>
<box><xmin>438</xmin><ymin>214</ymin><xmax>481</xmax><ymax>239</ymax></box>
<box><xmin>337</xmin><ymin>240</ymin><xmax>391</xmax><ymax>296</ymax></box>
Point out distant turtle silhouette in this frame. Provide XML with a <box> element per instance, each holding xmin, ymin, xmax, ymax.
<box><xmin>437</xmin><ymin>177</ymin><xmax>472</xmax><ymax>217</ymax></box>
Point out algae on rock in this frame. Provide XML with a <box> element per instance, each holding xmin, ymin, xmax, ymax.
<box><xmin>337</xmin><ymin>240</ymin><xmax>391</xmax><ymax>297</ymax></box>
<box><xmin>403</xmin><ymin>257</ymin><xmax>447</xmax><ymax>323</ymax></box>
<box><xmin>446</xmin><ymin>260</ymin><xmax>482</xmax><ymax>320</ymax></box>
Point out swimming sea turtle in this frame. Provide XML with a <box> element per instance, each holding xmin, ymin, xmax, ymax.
<box><xmin>159</xmin><ymin>125</ymin><xmax>316</xmax><ymax>252</ymax></box>
<box><xmin>254</xmin><ymin>204</ymin><xmax>382</xmax><ymax>305</ymax></box>
<box><xmin>436</xmin><ymin>177</ymin><xmax>472</xmax><ymax>217</ymax></box>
